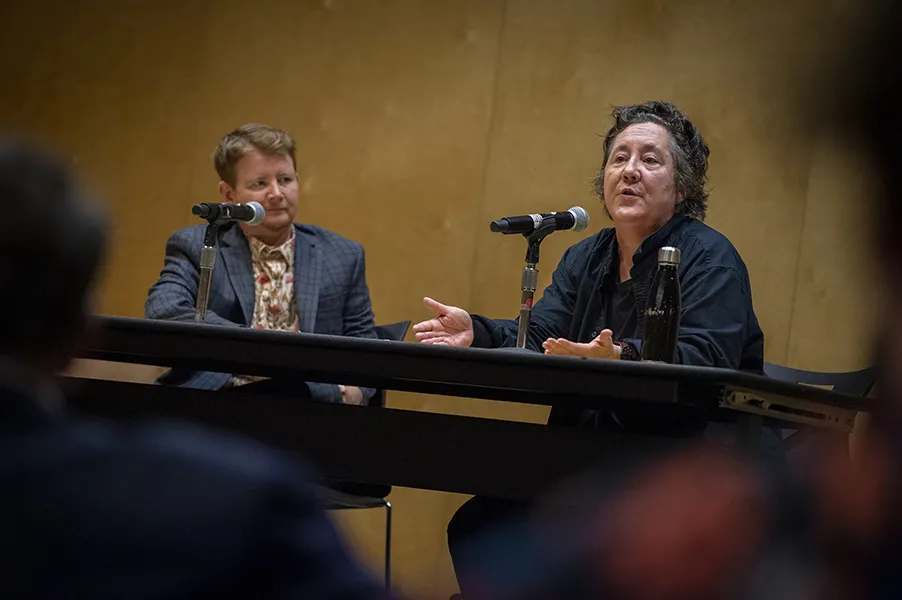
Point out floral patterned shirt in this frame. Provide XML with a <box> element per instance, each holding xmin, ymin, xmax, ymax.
<box><xmin>230</xmin><ymin>228</ymin><xmax>297</xmax><ymax>387</ymax></box>
<box><xmin>247</xmin><ymin>228</ymin><xmax>297</xmax><ymax>332</ymax></box>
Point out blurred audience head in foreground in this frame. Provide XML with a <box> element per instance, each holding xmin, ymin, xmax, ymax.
<box><xmin>0</xmin><ymin>137</ymin><xmax>106</xmax><ymax>372</ymax></box>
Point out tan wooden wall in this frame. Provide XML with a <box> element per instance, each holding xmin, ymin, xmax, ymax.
<box><xmin>1</xmin><ymin>0</ymin><xmax>874</xmax><ymax>595</ymax></box>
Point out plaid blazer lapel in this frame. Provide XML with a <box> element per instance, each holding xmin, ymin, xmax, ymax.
<box><xmin>219</xmin><ymin>225</ymin><xmax>255</xmax><ymax>326</ymax></box>
<box><xmin>294</xmin><ymin>226</ymin><xmax>322</xmax><ymax>333</ymax></box>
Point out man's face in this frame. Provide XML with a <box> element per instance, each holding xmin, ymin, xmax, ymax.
<box><xmin>219</xmin><ymin>150</ymin><xmax>298</xmax><ymax>243</ymax></box>
<box><xmin>603</xmin><ymin>122</ymin><xmax>681</xmax><ymax>230</ymax></box>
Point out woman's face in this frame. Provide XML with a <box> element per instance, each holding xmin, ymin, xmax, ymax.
<box><xmin>603</xmin><ymin>122</ymin><xmax>682</xmax><ymax>230</ymax></box>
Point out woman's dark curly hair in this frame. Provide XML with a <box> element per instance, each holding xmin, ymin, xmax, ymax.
<box><xmin>594</xmin><ymin>101</ymin><xmax>711</xmax><ymax>221</ymax></box>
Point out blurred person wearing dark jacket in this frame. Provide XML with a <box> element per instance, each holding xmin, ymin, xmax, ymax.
<box><xmin>0</xmin><ymin>136</ymin><xmax>386</xmax><ymax>599</ymax></box>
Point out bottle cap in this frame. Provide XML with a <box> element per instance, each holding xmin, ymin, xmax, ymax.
<box><xmin>657</xmin><ymin>246</ymin><xmax>680</xmax><ymax>265</ymax></box>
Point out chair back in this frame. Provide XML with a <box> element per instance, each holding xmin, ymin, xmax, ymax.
<box><xmin>375</xmin><ymin>321</ymin><xmax>411</xmax><ymax>343</ymax></box>
<box><xmin>369</xmin><ymin>321</ymin><xmax>411</xmax><ymax>407</ymax></box>
<box><xmin>763</xmin><ymin>362</ymin><xmax>875</xmax><ymax>397</ymax></box>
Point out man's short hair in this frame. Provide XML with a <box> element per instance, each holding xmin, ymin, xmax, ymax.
<box><xmin>213</xmin><ymin>124</ymin><xmax>297</xmax><ymax>187</ymax></box>
<box><xmin>594</xmin><ymin>101</ymin><xmax>711</xmax><ymax>221</ymax></box>
<box><xmin>0</xmin><ymin>136</ymin><xmax>107</xmax><ymax>358</ymax></box>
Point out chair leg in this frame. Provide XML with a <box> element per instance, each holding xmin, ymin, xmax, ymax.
<box><xmin>383</xmin><ymin>500</ymin><xmax>392</xmax><ymax>591</ymax></box>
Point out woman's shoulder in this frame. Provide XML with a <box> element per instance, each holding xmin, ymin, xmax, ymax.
<box><xmin>673</xmin><ymin>218</ymin><xmax>748</xmax><ymax>271</ymax></box>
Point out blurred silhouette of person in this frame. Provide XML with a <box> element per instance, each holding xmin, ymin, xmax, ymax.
<box><xmin>0</xmin><ymin>135</ymin><xmax>387</xmax><ymax>599</ymax></box>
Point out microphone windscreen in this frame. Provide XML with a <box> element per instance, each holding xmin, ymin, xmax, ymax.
<box><xmin>246</xmin><ymin>201</ymin><xmax>266</xmax><ymax>226</ymax></box>
<box><xmin>568</xmin><ymin>206</ymin><xmax>590</xmax><ymax>232</ymax></box>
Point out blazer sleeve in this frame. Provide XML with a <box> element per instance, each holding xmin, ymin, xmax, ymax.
<box><xmin>145</xmin><ymin>229</ymin><xmax>242</xmax><ymax>327</ymax></box>
<box><xmin>342</xmin><ymin>246</ymin><xmax>378</xmax><ymax>341</ymax></box>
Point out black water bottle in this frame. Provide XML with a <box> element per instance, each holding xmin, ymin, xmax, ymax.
<box><xmin>641</xmin><ymin>246</ymin><xmax>681</xmax><ymax>363</ymax></box>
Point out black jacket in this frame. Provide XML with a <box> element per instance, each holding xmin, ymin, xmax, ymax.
<box><xmin>473</xmin><ymin>214</ymin><xmax>764</xmax><ymax>373</ymax></box>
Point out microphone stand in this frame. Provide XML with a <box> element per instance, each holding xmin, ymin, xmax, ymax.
<box><xmin>515</xmin><ymin>217</ymin><xmax>558</xmax><ymax>349</ymax></box>
<box><xmin>194</xmin><ymin>220</ymin><xmax>231</xmax><ymax>323</ymax></box>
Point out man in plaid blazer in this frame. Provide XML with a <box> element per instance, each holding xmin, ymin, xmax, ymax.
<box><xmin>146</xmin><ymin>124</ymin><xmax>377</xmax><ymax>404</ymax></box>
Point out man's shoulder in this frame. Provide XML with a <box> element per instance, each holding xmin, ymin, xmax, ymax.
<box><xmin>163</xmin><ymin>223</ymin><xmax>366</xmax><ymax>259</ymax></box>
<box><xmin>166</xmin><ymin>224</ymin><xmax>209</xmax><ymax>245</ymax></box>
<box><xmin>295</xmin><ymin>224</ymin><xmax>364</xmax><ymax>254</ymax></box>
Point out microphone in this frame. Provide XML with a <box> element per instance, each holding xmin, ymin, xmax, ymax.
<box><xmin>490</xmin><ymin>206</ymin><xmax>589</xmax><ymax>235</ymax></box>
<box><xmin>192</xmin><ymin>202</ymin><xmax>265</xmax><ymax>226</ymax></box>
